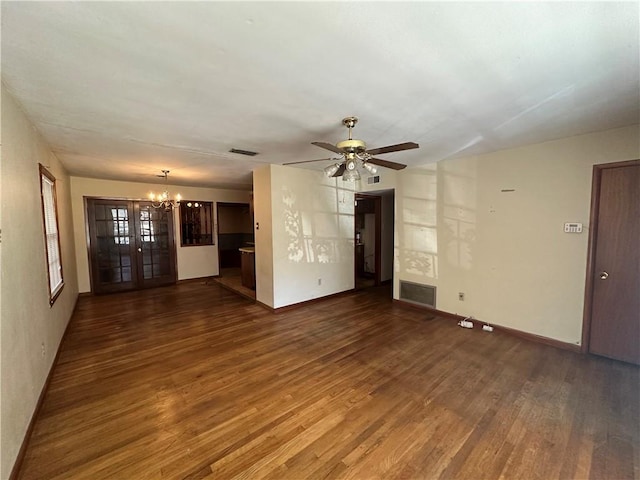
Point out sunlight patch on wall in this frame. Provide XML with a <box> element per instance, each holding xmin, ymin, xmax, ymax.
<box><xmin>441</xmin><ymin>161</ymin><xmax>477</xmax><ymax>270</ymax></box>
<box><xmin>281</xmin><ymin>182</ymin><xmax>354</xmax><ymax>264</ymax></box>
<box><xmin>396</xmin><ymin>166</ymin><xmax>439</xmax><ymax>279</ymax></box>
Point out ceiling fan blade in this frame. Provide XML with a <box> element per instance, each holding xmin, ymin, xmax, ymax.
<box><xmin>312</xmin><ymin>141</ymin><xmax>343</xmax><ymax>154</ymax></box>
<box><xmin>367</xmin><ymin>157</ymin><xmax>407</xmax><ymax>170</ymax></box>
<box><xmin>332</xmin><ymin>164</ymin><xmax>346</xmax><ymax>177</ymax></box>
<box><xmin>283</xmin><ymin>158</ymin><xmax>332</xmax><ymax>165</ymax></box>
<box><xmin>365</xmin><ymin>142</ymin><xmax>419</xmax><ymax>156</ymax></box>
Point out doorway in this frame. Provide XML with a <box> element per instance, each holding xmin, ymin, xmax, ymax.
<box><xmin>86</xmin><ymin>198</ymin><xmax>177</xmax><ymax>294</ymax></box>
<box><xmin>355</xmin><ymin>190</ymin><xmax>395</xmax><ymax>291</ymax></box>
<box><xmin>582</xmin><ymin>160</ymin><xmax>640</xmax><ymax>365</ymax></box>
<box><xmin>214</xmin><ymin>202</ymin><xmax>255</xmax><ymax>299</ymax></box>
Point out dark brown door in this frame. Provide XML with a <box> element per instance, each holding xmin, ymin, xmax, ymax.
<box><xmin>87</xmin><ymin>199</ymin><xmax>176</xmax><ymax>294</ymax></box>
<box><xmin>354</xmin><ymin>194</ymin><xmax>382</xmax><ymax>288</ymax></box>
<box><xmin>134</xmin><ymin>201</ymin><xmax>177</xmax><ymax>289</ymax></box>
<box><xmin>587</xmin><ymin>162</ymin><xmax>640</xmax><ymax>365</ymax></box>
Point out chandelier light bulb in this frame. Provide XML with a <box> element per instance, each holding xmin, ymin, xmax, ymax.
<box><xmin>149</xmin><ymin>170</ymin><xmax>181</xmax><ymax>210</ymax></box>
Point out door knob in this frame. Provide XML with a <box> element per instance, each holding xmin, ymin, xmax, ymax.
<box><xmin>137</xmin><ymin>247</ymin><xmax>142</xmax><ymax>252</ymax></box>
<box><xmin>599</xmin><ymin>271</ymin><xmax>609</xmax><ymax>280</ymax></box>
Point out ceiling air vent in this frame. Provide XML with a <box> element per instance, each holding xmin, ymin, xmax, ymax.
<box><xmin>229</xmin><ymin>148</ymin><xmax>259</xmax><ymax>156</ymax></box>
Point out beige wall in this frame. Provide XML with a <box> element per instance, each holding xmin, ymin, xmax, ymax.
<box><xmin>254</xmin><ymin>164</ymin><xmax>356</xmax><ymax>308</ymax></box>
<box><xmin>1</xmin><ymin>87</ymin><xmax>79</xmax><ymax>479</ymax></box>
<box><xmin>69</xmin><ymin>177</ymin><xmax>250</xmax><ymax>293</ymax></box>
<box><xmin>253</xmin><ymin>165</ymin><xmax>274</xmax><ymax>307</ymax></box>
<box><xmin>394</xmin><ymin>125</ymin><xmax>640</xmax><ymax>344</ymax></box>
<box><xmin>268</xmin><ymin>165</ymin><xmax>355</xmax><ymax>308</ymax></box>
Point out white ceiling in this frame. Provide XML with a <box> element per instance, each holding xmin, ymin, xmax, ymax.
<box><xmin>2</xmin><ymin>2</ymin><xmax>638</xmax><ymax>190</ymax></box>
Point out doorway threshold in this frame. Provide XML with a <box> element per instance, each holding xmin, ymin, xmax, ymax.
<box><xmin>212</xmin><ymin>268</ymin><xmax>256</xmax><ymax>301</ymax></box>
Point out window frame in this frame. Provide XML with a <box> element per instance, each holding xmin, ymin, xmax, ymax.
<box><xmin>39</xmin><ymin>164</ymin><xmax>65</xmax><ymax>305</ymax></box>
<box><xmin>179</xmin><ymin>200</ymin><xmax>214</xmax><ymax>247</ymax></box>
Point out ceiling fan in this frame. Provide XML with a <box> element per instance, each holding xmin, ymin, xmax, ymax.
<box><xmin>284</xmin><ymin>117</ymin><xmax>419</xmax><ymax>181</ymax></box>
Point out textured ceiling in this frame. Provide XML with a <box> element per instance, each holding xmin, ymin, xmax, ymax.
<box><xmin>2</xmin><ymin>2</ymin><xmax>638</xmax><ymax>190</ymax></box>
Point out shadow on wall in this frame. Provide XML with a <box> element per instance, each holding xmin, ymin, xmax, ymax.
<box><xmin>396</xmin><ymin>162</ymin><xmax>478</xmax><ymax>281</ymax></box>
<box><xmin>441</xmin><ymin>160</ymin><xmax>477</xmax><ymax>270</ymax></box>
<box><xmin>396</xmin><ymin>165</ymin><xmax>440</xmax><ymax>279</ymax></box>
<box><xmin>282</xmin><ymin>182</ymin><xmax>355</xmax><ymax>264</ymax></box>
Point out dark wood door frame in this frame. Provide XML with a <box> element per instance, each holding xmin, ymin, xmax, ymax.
<box><xmin>355</xmin><ymin>194</ymin><xmax>382</xmax><ymax>286</ymax></box>
<box><xmin>85</xmin><ymin>197</ymin><xmax>177</xmax><ymax>294</ymax></box>
<box><xmin>216</xmin><ymin>202</ymin><xmax>252</xmax><ymax>272</ymax></box>
<box><xmin>581</xmin><ymin>159</ymin><xmax>640</xmax><ymax>355</ymax></box>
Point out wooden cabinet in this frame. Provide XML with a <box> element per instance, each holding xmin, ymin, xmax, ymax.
<box><xmin>355</xmin><ymin>244</ymin><xmax>365</xmax><ymax>276</ymax></box>
<box><xmin>240</xmin><ymin>249</ymin><xmax>255</xmax><ymax>290</ymax></box>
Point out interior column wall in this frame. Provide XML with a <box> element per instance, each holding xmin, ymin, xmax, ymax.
<box><xmin>266</xmin><ymin>165</ymin><xmax>355</xmax><ymax>309</ymax></box>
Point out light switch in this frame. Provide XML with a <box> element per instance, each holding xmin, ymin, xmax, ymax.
<box><xmin>564</xmin><ymin>222</ymin><xmax>583</xmax><ymax>233</ymax></box>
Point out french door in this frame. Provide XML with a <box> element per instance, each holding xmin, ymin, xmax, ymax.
<box><xmin>87</xmin><ymin>198</ymin><xmax>177</xmax><ymax>294</ymax></box>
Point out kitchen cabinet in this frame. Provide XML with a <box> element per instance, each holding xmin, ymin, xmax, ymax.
<box><xmin>240</xmin><ymin>247</ymin><xmax>255</xmax><ymax>290</ymax></box>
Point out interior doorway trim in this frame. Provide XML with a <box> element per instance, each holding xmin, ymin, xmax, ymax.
<box><xmin>581</xmin><ymin>158</ymin><xmax>640</xmax><ymax>353</ymax></box>
<box><xmin>355</xmin><ymin>193</ymin><xmax>382</xmax><ymax>287</ymax></box>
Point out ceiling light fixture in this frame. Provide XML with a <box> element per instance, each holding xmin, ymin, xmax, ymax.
<box><xmin>149</xmin><ymin>170</ymin><xmax>181</xmax><ymax>210</ymax></box>
<box><xmin>322</xmin><ymin>152</ymin><xmax>378</xmax><ymax>182</ymax></box>
<box><xmin>323</xmin><ymin>163</ymin><xmax>341</xmax><ymax>177</ymax></box>
<box><xmin>341</xmin><ymin>155</ymin><xmax>361</xmax><ymax>182</ymax></box>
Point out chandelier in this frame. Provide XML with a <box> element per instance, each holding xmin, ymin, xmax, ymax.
<box><xmin>149</xmin><ymin>170</ymin><xmax>181</xmax><ymax>210</ymax></box>
<box><xmin>323</xmin><ymin>152</ymin><xmax>378</xmax><ymax>182</ymax></box>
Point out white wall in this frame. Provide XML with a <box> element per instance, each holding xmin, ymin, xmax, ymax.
<box><xmin>380</xmin><ymin>191</ymin><xmax>394</xmax><ymax>282</ymax></box>
<box><xmin>395</xmin><ymin>125</ymin><xmax>640</xmax><ymax>344</ymax></box>
<box><xmin>253</xmin><ymin>165</ymin><xmax>274</xmax><ymax>307</ymax></box>
<box><xmin>1</xmin><ymin>87</ymin><xmax>79</xmax><ymax>480</ymax></box>
<box><xmin>69</xmin><ymin>177</ymin><xmax>250</xmax><ymax>293</ymax></box>
<box><xmin>256</xmin><ymin>165</ymin><xmax>355</xmax><ymax>309</ymax></box>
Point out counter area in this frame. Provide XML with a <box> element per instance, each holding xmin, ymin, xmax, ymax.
<box><xmin>239</xmin><ymin>247</ymin><xmax>255</xmax><ymax>290</ymax></box>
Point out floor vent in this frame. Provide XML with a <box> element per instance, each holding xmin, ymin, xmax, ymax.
<box><xmin>399</xmin><ymin>281</ymin><xmax>436</xmax><ymax>308</ymax></box>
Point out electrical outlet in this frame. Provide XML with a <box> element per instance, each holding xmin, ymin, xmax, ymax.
<box><xmin>41</xmin><ymin>342</ymin><xmax>46</xmax><ymax>357</ymax></box>
<box><xmin>458</xmin><ymin>292</ymin><xmax>465</xmax><ymax>301</ymax></box>
<box><xmin>318</xmin><ymin>278</ymin><xmax>322</xmax><ymax>286</ymax></box>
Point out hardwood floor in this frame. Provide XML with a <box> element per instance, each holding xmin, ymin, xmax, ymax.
<box><xmin>17</xmin><ymin>283</ymin><xmax>639</xmax><ymax>479</ymax></box>
<box><xmin>212</xmin><ymin>268</ymin><xmax>256</xmax><ymax>300</ymax></box>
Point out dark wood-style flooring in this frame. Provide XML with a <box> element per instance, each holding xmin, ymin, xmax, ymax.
<box><xmin>17</xmin><ymin>282</ymin><xmax>639</xmax><ymax>479</ymax></box>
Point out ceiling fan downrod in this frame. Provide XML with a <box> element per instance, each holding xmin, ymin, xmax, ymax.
<box><xmin>337</xmin><ymin>117</ymin><xmax>366</xmax><ymax>153</ymax></box>
<box><xmin>342</xmin><ymin>116</ymin><xmax>358</xmax><ymax>140</ymax></box>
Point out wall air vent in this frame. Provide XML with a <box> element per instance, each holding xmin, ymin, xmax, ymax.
<box><xmin>367</xmin><ymin>175</ymin><xmax>380</xmax><ymax>184</ymax></box>
<box><xmin>229</xmin><ymin>148</ymin><xmax>259</xmax><ymax>156</ymax></box>
<box><xmin>399</xmin><ymin>281</ymin><xmax>436</xmax><ymax>308</ymax></box>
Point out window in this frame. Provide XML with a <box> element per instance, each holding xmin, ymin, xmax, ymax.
<box><xmin>111</xmin><ymin>208</ymin><xmax>130</xmax><ymax>244</ymax></box>
<box><xmin>139</xmin><ymin>209</ymin><xmax>156</xmax><ymax>243</ymax></box>
<box><xmin>180</xmin><ymin>201</ymin><xmax>214</xmax><ymax>246</ymax></box>
<box><xmin>39</xmin><ymin>164</ymin><xmax>64</xmax><ymax>304</ymax></box>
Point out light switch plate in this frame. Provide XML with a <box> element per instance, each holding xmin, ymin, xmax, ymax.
<box><xmin>564</xmin><ymin>222</ymin><xmax>583</xmax><ymax>233</ymax></box>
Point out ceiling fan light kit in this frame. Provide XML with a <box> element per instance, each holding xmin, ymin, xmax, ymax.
<box><xmin>323</xmin><ymin>163</ymin><xmax>342</xmax><ymax>177</ymax></box>
<box><xmin>285</xmin><ymin>116</ymin><xmax>419</xmax><ymax>181</ymax></box>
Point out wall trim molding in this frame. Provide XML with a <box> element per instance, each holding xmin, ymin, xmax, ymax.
<box><xmin>267</xmin><ymin>289</ymin><xmax>356</xmax><ymax>314</ymax></box>
<box><xmin>10</xmin><ymin>293</ymin><xmax>80</xmax><ymax>480</ymax></box>
<box><xmin>393</xmin><ymin>299</ymin><xmax>581</xmax><ymax>354</ymax></box>
<box><xmin>177</xmin><ymin>276</ymin><xmax>216</xmax><ymax>285</ymax></box>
